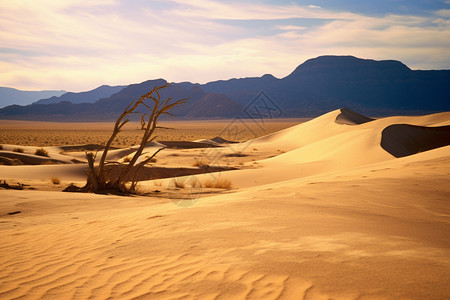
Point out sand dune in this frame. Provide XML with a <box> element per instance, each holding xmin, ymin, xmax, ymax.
<box><xmin>381</xmin><ymin>124</ymin><xmax>450</xmax><ymax>157</ymax></box>
<box><xmin>1</xmin><ymin>108</ymin><xmax>450</xmax><ymax>299</ymax></box>
<box><xmin>0</xmin><ymin>151</ymin><xmax>68</xmax><ymax>165</ymax></box>
<box><xmin>335</xmin><ymin>107</ymin><xmax>374</xmax><ymax>125</ymax></box>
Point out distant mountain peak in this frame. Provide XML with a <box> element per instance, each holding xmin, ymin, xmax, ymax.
<box><xmin>288</xmin><ymin>55</ymin><xmax>411</xmax><ymax>78</ymax></box>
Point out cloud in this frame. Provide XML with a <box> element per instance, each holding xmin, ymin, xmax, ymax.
<box><xmin>276</xmin><ymin>25</ymin><xmax>308</xmax><ymax>31</ymax></box>
<box><xmin>0</xmin><ymin>0</ymin><xmax>449</xmax><ymax>91</ymax></box>
<box><xmin>436</xmin><ymin>9</ymin><xmax>450</xmax><ymax>17</ymax></box>
<box><xmin>169</xmin><ymin>0</ymin><xmax>355</xmax><ymax>20</ymax></box>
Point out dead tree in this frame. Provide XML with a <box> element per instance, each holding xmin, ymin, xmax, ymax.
<box><xmin>68</xmin><ymin>83</ymin><xmax>187</xmax><ymax>194</ymax></box>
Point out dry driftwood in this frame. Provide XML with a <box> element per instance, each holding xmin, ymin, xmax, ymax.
<box><xmin>65</xmin><ymin>83</ymin><xmax>187</xmax><ymax>195</ymax></box>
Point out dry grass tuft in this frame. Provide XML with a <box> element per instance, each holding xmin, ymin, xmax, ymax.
<box><xmin>193</xmin><ymin>158</ymin><xmax>209</xmax><ymax>168</ymax></box>
<box><xmin>174</xmin><ymin>179</ymin><xmax>185</xmax><ymax>189</ymax></box>
<box><xmin>35</xmin><ymin>148</ymin><xmax>49</xmax><ymax>157</ymax></box>
<box><xmin>50</xmin><ymin>177</ymin><xmax>60</xmax><ymax>185</ymax></box>
<box><xmin>203</xmin><ymin>177</ymin><xmax>232</xmax><ymax>189</ymax></box>
<box><xmin>191</xmin><ymin>179</ymin><xmax>202</xmax><ymax>188</ymax></box>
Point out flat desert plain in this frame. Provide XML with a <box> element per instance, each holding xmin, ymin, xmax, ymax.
<box><xmin>1</xmin><ymin>108</ymin><xmax>450</xmax><ymax>299</ymax></box>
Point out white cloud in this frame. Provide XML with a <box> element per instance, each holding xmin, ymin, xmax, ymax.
<box><xmin>436</xmin><ymin>9</ymin><xmax>450</xmax><ymax>17</ymax></box>
<box><xmin>169</xmin><ymin>0</ymin><xmax>355</xmax><ymax>20</ymax></box>
<box><xmin>276</xmin><ymin>25</ymin><xmax>308</xmax><ymax>31</ymax></box>
<box><xmin>0</xmin><ymin>0</ymin><xmax>449</xmax><ymax>91</ymax></box>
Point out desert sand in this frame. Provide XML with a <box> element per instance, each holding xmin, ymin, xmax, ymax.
<box><xmin>1</xmin><ymin>108</ymin><xmax>449</xmax><ymax>299</ymax></box>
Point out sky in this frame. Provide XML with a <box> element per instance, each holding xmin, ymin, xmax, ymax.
<box><xmin>1</xmin><ymin>0</ymin><xmax>449</xmax><ymax>92</ymax></box>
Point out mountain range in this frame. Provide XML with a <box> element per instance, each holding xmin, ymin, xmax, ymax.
<box><xmin>0</xmin><ymin>55</ymin><xmax>449</xmax><ymax>121</ymax></box>
<box><xmin>33</xmin><ymin>85</ymin><xmax>125</xmax><ymax>105</ymax></box>
<box><xmin>0</xmin><ymin>87</ymin><xmax>66</xmax><ymax>108</ymax></box>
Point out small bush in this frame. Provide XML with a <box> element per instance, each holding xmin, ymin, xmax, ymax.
<box><xmin>191</xmin><ymin>181</ymin><xmax>200</xmax><ymax>188</ymax></box>
<box><xmin>174</xmin><ymin>179</ymin><xmax>185</xmax><ymax>188</ymax></box>
<box><xmin>51</xmin><ymin>177</ymin><xmax>60</xmax><ymax>185</ymax></box>
<box><xmin>203</xmin><ymin>177</ymin><xmax>232</xmax><ymax>189</ymax></box>
<box><xmin>13</xmin><ymin>148</ymin><xmax>24</xmax><ymax>153</ymax></box>
<box><xmin>35</xmin><ymin>148</ymin><xmax>49</xmax><ymax>157</ymax></box>
<box><xmin>193</xmin><ymin>159</ymin><xmax>209</xmax><ymax>168</ymax></box>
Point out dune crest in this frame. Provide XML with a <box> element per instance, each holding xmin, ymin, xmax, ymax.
<box><xmin>335</xmin><ymin>108</ymin><xmax>374</xmax><ymax>125</ymax></box>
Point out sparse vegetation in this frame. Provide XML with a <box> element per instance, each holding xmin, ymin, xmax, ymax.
<box><xmin>193</xmin><ymin>158</ymin><xmax>209</xmax><ymax>168</ymax></box>
<box><xmin>51</xmin><ymin>177</ymin><xmax>60</xmax><ymax>185</ymax></box>
<box><xmin>203</xmin><ymin>177</ymin><xmax>232</xmax><ymax>189</ymax></box>
<box><xmin>0</xmin><ymin>180</ymin><xmax>24</xmax><ymax>190</ymax></box>
<box><xmin>35</xmin><ymin>148</ymin><xmax>49</xmax><ymax>157</ymax></box>
<box><xmin>13</xmin><ymin>147</ymin><xmax>24</xmax><ymax>153</ymax></box>
<box><xmin>190</xmin><ymin>178</ymin><xmax>202</xmax><ymax>188</ymax></box>
<box><xmin>65</xmin><ymin>84</ymin><xmax>187</xmax><ymax>195</ymax></box>
<box><xmin>174</xmin><ymin>179</ymin><xmax>185</xmax><ymax>189</ymax></box>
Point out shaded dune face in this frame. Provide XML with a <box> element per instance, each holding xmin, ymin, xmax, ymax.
<box><xmin>335</xmin><ymin>108</ymin><xmax>374</xmax><ymax>125</ymax></box>
<box><xmin>381</xmin><ymin>124</ymin><xmax>450</xmax><ymax>158</ymax></box>
<box><xmin>0</xmin><ymin>151</ymin><xmax>66</xmax><ymax>165</ymax></box>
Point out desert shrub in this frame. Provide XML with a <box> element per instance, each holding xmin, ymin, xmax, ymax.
<box><xmin>35</xmin><ymin>148</ymin><xmax>49</xmax><ymax>157</ymax></box>
<box><xmin>174</xmin><ymin>179</ymin><xmax>185</xmax><ymax>188</ymax></box>
<box><xmin>191</xmin><ymin>179</ymin><xmax>202</xmax><ymax>188</ymax></box>
<box><xmin>51</xmin><ymin>177</ymin><xmax>60</xmax><ymax>185</ymax></box>
<box><xmin>193</xmin><ymin>158</ymin><xmax>209</xmax><ymax>168</ymax></box>
<box><xmin>64</xmin><ymin>84</ymin><xmax>186</xmax><ymax>195</ymax></box>
<box><xmin>13</xmin><ymin>148</ymin><xmax>24</xmax><ymax>153</ymax></box>
<box><xmin>203</xmin><ymin>177</ymin><xmax>232</xmax><ymax>189</ymax></box>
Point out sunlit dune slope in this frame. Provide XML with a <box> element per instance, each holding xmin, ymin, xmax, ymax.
<box><xmin>1</xmin><ymin>108</ymin><xmax>450</xmax><ymax>299</ymax></box>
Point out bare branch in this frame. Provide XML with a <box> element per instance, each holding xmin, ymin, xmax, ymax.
<box><xmin>72</xmin><ymin>83</ymin><xmax>188</xmax><ymax>195</ymax></box>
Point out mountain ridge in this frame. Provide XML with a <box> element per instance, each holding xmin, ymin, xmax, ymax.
<box><xmin>0</xmin><ymin>87</ymin><xmax>66</xmax><ymax>108</ymax></box>
<box><xmin>0</xmin><ymin>55</ymin><xmax>449</xmax><ymax>121</ymax></box>
<box><xmin>33</xmin><ymin>85</ymin><xmax>126</xmax><ymax>105</ymax></box>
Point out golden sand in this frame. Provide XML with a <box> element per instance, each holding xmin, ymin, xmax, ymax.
<box><xmin>1</xmin><ymin>110</ymin><xmax>449</xmax><ymax>299</ymax></box>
